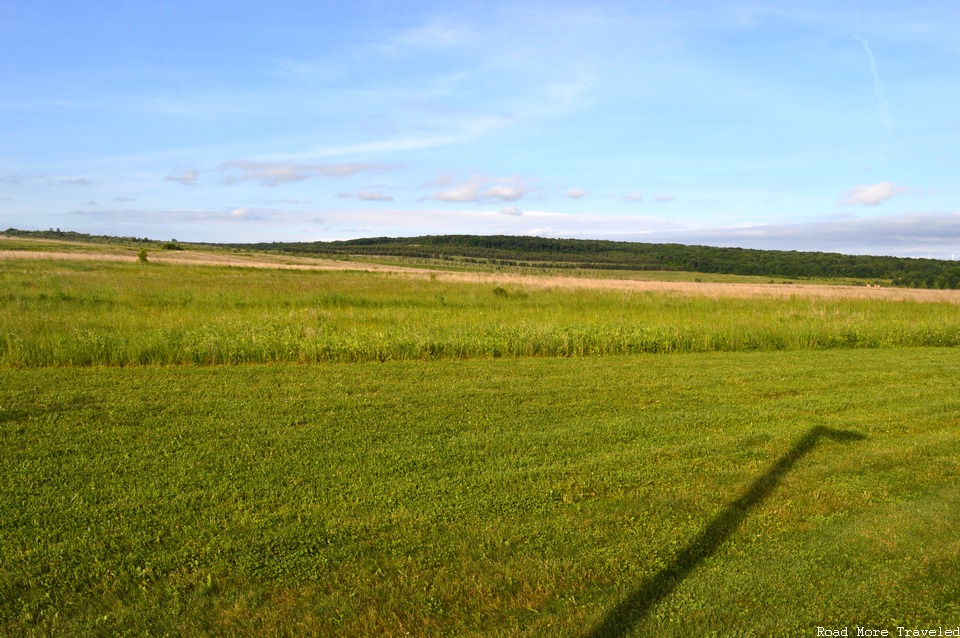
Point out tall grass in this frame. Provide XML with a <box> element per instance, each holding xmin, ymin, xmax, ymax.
<box><xmin>2</xmin><ymin>258</ymin><xmax>959</xmax><ymax>366</ymax></box>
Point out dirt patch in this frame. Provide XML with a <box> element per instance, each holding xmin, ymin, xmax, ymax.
<box><xmin>3</xmin><ymin>247</ymin><xmax>959</xmax><ymax>304</ymax></box>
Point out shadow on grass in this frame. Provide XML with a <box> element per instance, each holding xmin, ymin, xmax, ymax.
<box><xmin>586</xmin><ymin>425</ymin><xmax>866</xmax><ymax>638</ymax></box>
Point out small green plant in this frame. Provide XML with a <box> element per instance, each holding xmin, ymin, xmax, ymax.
<box><xmin>137</xmin><ymin>248</ymin><xmax>148</xmax><ymax>263</ymax></box>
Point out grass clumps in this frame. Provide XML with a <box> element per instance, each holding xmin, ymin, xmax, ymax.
<box><xmin>1</xmin><ymin>259</ymin><xmax>960</xmax><ymax>367</ymax></box>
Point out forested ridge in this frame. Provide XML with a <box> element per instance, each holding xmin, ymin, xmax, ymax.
<box><xmin>7</xmin><ymin>228</ymin><xmax>960</xmax><ymax>288</ymax></box>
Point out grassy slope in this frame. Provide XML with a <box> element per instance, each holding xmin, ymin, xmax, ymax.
<box><xmin>0</xmin><ymin>233</ymin><xmax>880</xmax><ymax>285</ymax></box>
<box><xmin>3</xmin><ymin>350</ymin><xmax>960</xmax><ymax>636</ymax></box>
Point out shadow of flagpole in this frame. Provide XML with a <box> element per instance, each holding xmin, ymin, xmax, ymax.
<box><xmin>586</xmin><ymin>426</ymin><xmax>866</xmax><ymax>638</ymax></box>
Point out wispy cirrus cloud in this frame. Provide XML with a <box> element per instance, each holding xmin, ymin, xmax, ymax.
<box><xmin>839</xmin><ymin>181</ymin><xmax>907</xmax><ymax>206</ymax></box>
<box><xmin>2</xmin><ymin>174</ymin><xmax>94</xmax><ymax>186</ymax></box>
<box><xmin>69</xmin><ymin>206</ymin><xmax>276</xmax><ymax>223</ymax></box>
<box><xmin>855</xmin><ymin>36</ymin><xmax>892</xmax><ymax>131</ymax></box>
<box><xmin>391</xmin><ymin>20</ymin><xmax>472</xmax><ymax>50</ymax></box>
<box><xmin>300</xmin><ymin>115</ymin><xmax>516</xmax><ymax>159</ymax></box>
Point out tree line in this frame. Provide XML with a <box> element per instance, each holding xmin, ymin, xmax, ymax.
<box><xmin>234</xmin><ymin>234</ymin><xmax>960</xmax><ymax>289</ymax></box>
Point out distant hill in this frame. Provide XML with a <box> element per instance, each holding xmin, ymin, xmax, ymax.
<box><xmin>6</xmin><ymin>228</ymin><xmax>960</xmax><ymax>289</ymax></box>
<box><xmin>232</xmin><ymin>234</ymin><xmax>960</xmax><ymax>289</ymax></box>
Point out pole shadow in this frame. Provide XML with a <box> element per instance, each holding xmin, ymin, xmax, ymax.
<box><xmin>586</xmin><ymin>426</ymin><xmax>866</xmax><ymax>638</ymax></box>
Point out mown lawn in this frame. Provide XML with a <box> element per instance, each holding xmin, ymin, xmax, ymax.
<box><xmin>3</xmin><ymin>349</ymin><xmax>959</xmax><ymax>636</ymax></box>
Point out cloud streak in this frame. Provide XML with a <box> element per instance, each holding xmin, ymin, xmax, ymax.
<box><xmin>166</xmin><ymin>169</ymin><xmax>199</xmax><ymax>186</ymax></box>
<box><xmin>855</xmin><ymin>36</ymin><xmax>892</xmax><ymax>131</ymax></box>
<box><xmin>338</xmin><ymin>190</ymin><xmax>395</xmax><ymax>202</ymax></box>
<box><xmin>219</xmin><ymin>160</ymin><xmax>392</xmax><ymax>187</ymax></box>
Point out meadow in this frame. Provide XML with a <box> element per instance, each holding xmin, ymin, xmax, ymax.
<box><xmin>2</xmin><ymin>249</ymin><xmax>959</xmax><ymax>636</ymax></box>
<box><xmin>3</xmin><ymin>257</ymin><xmax>960</xmax><ymax>367</ymax></box>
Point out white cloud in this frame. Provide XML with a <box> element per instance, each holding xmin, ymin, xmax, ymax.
<box><xmin>338</xmin><ymin>191</ymin><xmax>395</xmax><ymax>202</ymax></box>
<box><xmin>484</xmin><ymin>185</ymin><xmax>525</xmax><ymax>201</ymax></box>
<box><xmin>427</xmin><ymin>173</ymin><xmax>456</xmax><ymax>187</ymax></box>
<box><xmin>166</xmin><ymin>169</ymin><xmax>199</xmax><ymax>186</ymax></box>
<box><xmin>654</xmin><ymin>194</ymin><xmax>675</xmax><ymax>202</ymax></box>
<box><xmin>839</xmin><ymin>181</ymin><xmax>907</xmax><ymax>206</ymax></box>
<box><xmin>218</xmin><ymin>160</ymin><xmax>392</xmax><ymax>187</ymax></box>
<box><xmin>567</xmin><ymin>188</ymin><xmax>587</xmax><ymax>199</ymax></box>
<box><xmin>429</xmin><ymin>182</ymin><xmax>482</xmax><ymax>203</ymax></box>
<box><xmin>624</xmin><ymin>192</ymin><xmax>643</xmax><ymax>202</ymax></box>
<box><xmin>428</xmin><ymin>176</ymin><xmax>533</xmax><ymax>203</ymax></box>
<box><xmin>500</xmin><ymin>207</ymin><xmax>523</xmax><ymax>216</ymax></box>
<box><xmin>632</xmin><ymin>212</ymin><xmax>960</xmax><ymax>258</ymax></box>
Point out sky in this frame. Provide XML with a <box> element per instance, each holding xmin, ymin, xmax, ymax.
<box><xmin>2</xmin><ymin>1</ymin><xmax>959</xmax><ymax>257</ymax></box>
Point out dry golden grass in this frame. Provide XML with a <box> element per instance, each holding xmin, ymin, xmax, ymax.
<box><xmin>3</xmin><ymin>242</ymin><xmax>960</xmax><ymax>304</ymax></box>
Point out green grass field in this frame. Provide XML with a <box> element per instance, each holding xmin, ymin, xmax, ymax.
<box><xmin>2</xmin><ymin>253</ymin><xmax>959</xmax><ymax>636</ymax></box>
<box><xmin>3</xmin><ymin>258</ymin><xmax>960</xmax><ymax>367</ymax></box>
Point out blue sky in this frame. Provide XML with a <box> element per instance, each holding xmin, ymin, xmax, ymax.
<box><xmin>2</xmin><ymin>1</ymin><xmax>959</xmax><ymax>257</ymax></box>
